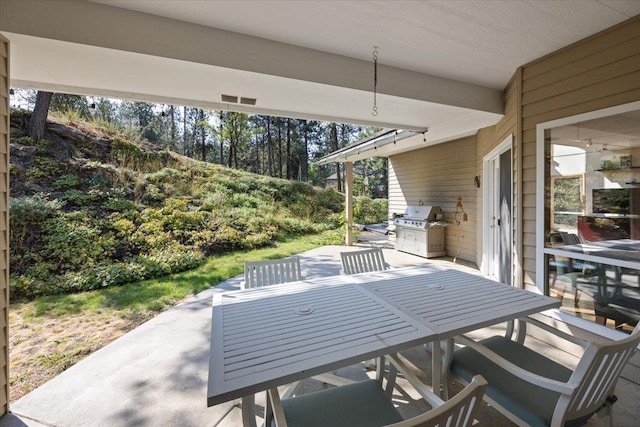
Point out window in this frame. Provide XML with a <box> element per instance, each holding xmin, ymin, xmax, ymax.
<box><xmin>537</xmin><ymin>102</ymin><xmax>640</xmax><ymax>333</ymax></box>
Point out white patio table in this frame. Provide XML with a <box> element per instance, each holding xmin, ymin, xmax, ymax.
<box><xmin>207</xmin><ymin>265</ymin><xmax>560</xmax><ymax>426</ymax></box>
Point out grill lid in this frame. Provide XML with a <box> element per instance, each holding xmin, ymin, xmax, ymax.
<box><xmin>402</xmin><ymin>206</ymin><xmax>441</xmax><ymax>221</ymax></box>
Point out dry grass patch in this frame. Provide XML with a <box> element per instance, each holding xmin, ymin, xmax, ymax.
<box><xmin>9</xmin><ymin>304</ymin><xmax>152</xmax><ymax>402</ymax></box>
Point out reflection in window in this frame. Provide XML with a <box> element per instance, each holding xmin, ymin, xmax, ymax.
<box><xmin>551</xmin><ymin>175</ymin><xmax>584</xmax><ymax>229</ymax></box>
<box><xmin>543</xmin><ymin>108</ymin><xmax>640</xmax><ymax>333</ymax></box>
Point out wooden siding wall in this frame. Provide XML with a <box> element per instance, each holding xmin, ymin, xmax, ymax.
<box><xmin>0</xmin><ymin>35</ymin><xmax>9</xmax><ymax>414</ymax></box>
<box><xmin>388</xmin><ymin>136</ymin><xmax>477</xmax><ymax>263</ymax></box>
<box><xmin>520</xmin><ymin>16</ymin><xmax>640</xmax><ymax>287</ymax></box>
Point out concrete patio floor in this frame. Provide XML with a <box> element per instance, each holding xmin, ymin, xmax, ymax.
<box><xmin>1</xmin><ymin>231</ymin><xmax>638</xmax><ymax>426</ymax></box>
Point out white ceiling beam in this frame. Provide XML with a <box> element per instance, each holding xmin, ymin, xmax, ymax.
<box><xmin>0</xmin><ymin>0</ymin><xmax>503</xmax><ymax>115</ymax></box>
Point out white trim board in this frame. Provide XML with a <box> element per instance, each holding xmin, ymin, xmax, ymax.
<box><xmin>481</xmin><ymin>134</ymin><xmax>513</xmax><ymax>279</ymax></box>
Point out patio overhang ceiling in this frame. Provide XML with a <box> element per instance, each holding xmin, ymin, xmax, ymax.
<box><xmin>2</xmin><ymin>1</ymin><xmax>640</xmax><ymax>158</ymax></box>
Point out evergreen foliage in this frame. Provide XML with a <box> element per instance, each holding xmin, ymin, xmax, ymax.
<box><xmin>9</xmin><ymin>112</ymin><xmax>350</xmax><ymax>299</ymax></box>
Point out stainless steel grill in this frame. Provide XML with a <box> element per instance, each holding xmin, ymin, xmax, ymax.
<box><xmin>394</xmin><ymin>206</ymin><xmax>447</xmax><ymax>258</ymax></box>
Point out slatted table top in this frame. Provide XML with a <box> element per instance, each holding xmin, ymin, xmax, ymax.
<box><xmin>207</xmin><ymin>273</ymin><xmax>435</xmax><ymax>406</ymax></box>
<box><xmin>207</xmin><ymin>266</ymin><xmax>560</xmax><ymax>406</ymax></box>
<box><xmin>352</xmin><ymin>268</ymin><xmax>561</xmax><ymax>339</ymax></box>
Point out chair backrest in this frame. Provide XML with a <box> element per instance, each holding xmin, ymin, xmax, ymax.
<box><xmin>560</xmin><ymin>232</ymin><xmax>581</xmax><ymax>245</ymax></box>
<box><xmin>340</xmin><ymin>248</ymin><xmax>388</xmax><ymax>275</ymax></box>
<box><xmin>555</xmin><ymin>322</ymin><xmax>640</xmax><ymax>425</ymax></box>
<box><xmin>388</xmin><ymin>375</ymin><xmax>487</xmax><ymax>427</ymax></box>
<box><xmin>243</xmin><ymin>257</ymin><xmax>302</xmax><ymax>289</ymax></box>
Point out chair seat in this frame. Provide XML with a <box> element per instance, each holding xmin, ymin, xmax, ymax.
<box><xmin>451</xmin><ymin>336</ymin><xmax>592</xmax><ymax>427</ymax></box>
<box><xmin>274</xmin><ymin>379</ymin><xmax>403</xmax><ymax>427</ymax></box>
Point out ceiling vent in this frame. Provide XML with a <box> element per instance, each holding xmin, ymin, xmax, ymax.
<box><xmin>221</xmin><ymin>94</ymin><xmax>257</xmax><ymax>105</ymax></box>
<box><xmin>221</xmin><ymin>94</ymin><xmax>238</xmax><ymax>103</ymax></box>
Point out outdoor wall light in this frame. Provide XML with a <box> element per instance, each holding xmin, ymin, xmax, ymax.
<box><xmin>474</xmin><ymin>176</ymin><xmax>481</xmax><ymax>188</ymax></box>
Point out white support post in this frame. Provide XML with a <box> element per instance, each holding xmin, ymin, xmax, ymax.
<box><xmin>345</xmin><ymin>162</ymin><xmax>354</xmax><ymax>246</ymax></box>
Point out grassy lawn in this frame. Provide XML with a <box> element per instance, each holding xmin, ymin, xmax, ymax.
<box><xmin>9</xmin><ymin>230</ymin><xmax>342</xmax><ymax>401</ymax></box>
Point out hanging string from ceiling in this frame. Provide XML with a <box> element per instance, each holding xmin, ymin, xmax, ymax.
<box><xmin>372</xmin><ymin>46</ymin><xmax>378</xmax><ymax>116</ymax></box>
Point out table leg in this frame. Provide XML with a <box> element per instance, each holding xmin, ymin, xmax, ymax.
<box><xmin>241</xmin><ymin>394</ymin><xmax>258</xmax><ymax>427</ymax></box>
<box><xmin>264</xmin><ymin>390</ymin><xmax>274</xmax><ymax>427</ymax></box>
<box><xmin>441</xmin><ymin>338</ymin><xmax>454</xmax><ymax>400</ymax></box>
<box><xmin>432</xmin><ymin>339</ymin><xmax>442</xmax><ymax>398</ymax></box>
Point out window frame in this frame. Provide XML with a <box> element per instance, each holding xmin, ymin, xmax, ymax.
<box><xmin>535</xmin><ymin>100</ymin><xmax>640</xmax><ymax>338</ymax></box>
<box><xmin>536</xmin><ymin>100</ymin><xmax>640</xmax><ymax>292</ymax></box>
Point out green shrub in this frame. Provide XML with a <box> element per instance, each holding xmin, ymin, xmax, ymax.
<box><xmin>40</xmin><ymin>215</ymin><xmax>117</xmax><ymax>272</ymax></box>
<box><xmin>146</xmin><ymin>168</ymin><xmax>183</xmax><ymax>183</ymax></box>
<box><xmin>142</xmin><ymin>184</ymin><xmax>165</xmax><ymax>203</ymax></box>
<box><xmin>10</xmin><ymin>119</ymin><xmax>355</xmax><ymax>300</ymax></box>
<box><xmin>230</xmin><ymin>193</ymin><xmax>260</xmax><ymax>209</ymax></box>
<box><xmin>62</xmin><ymin>189</ymin><xmax>92</xmax><ymax>206</ymax></box>
<box><xmin>25</xmin><ymin>167</ymin><xmax>48</xmax><ymax>181</ymax></box>
<box><xmin>10</xmin><ymin>195</ymin><xmax>67</xmax><ymax>275</ymax></box>
<box><xmin>10</xmin><ymin>194</ymin><xmax>65</xmax><ymax>227</ymax></box>
<box><xmin>101</xmin><ymin>196</ymin><xmax>136</xmax><ymax>212</ymax></box>
<box><xmin>354</xmin><ymin>197</ymin><xmax>388</xmax><ymax>224</ymax></box>
<box><xmin>200</xmin><ymin>192</ymin><xmax>228</xmax><ymax>211</ymax></box>
<box><xmin>52</xmin><ymin>174</ymin><xmax>80</xmax><ymax>190</ymax></box>
<box><xmin>13</xmin><ymin>136</ymin><xmax>36</xmax><ymax>146</ymax></box>
<box><xmin>89</xmin><ymin>173</ymin><xmax>113</xmax><ymax>189</ymax></box>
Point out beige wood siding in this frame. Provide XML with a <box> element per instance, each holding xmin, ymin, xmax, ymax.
<box><xmin>0</xmin><ymin>34</ymin><xmax>9</xmax><ymax>414</ymax></box>
<box><xmin>389</xmin><ymin>136</ymin><xmax>477</xmax><ymax>263</ymax></box>
<box><xmin>520</xmin><ymin>16</ymin><xmax>640</xmax><ymax>287</ymax></box>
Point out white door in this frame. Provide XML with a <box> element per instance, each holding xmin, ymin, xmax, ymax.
<box><xmin>483</xmin><ymin>136</ymin><xmax>513</xmax><ymax>284</ymax></box>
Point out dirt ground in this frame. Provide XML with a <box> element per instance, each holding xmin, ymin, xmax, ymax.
<box><xmin>8</xmin><ymin>305</ymin><xmax>153</xmax><ymax>402</ymax></box>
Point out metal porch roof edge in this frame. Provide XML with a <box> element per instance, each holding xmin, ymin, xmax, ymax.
<box><xmin>315</xmin><ymin>129</ymin><xmax>420</xmax><ymax>165</ymax></box>
<box><xmin>315</xmin><ymin>107</ymin><xmax>504</xmax><ymax>164</ymax></box>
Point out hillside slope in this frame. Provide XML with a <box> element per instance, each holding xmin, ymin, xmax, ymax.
<box><xmin>9</xmin><ymin>111</ymin><xmax>344</xmax><ymax>299</ymax></box>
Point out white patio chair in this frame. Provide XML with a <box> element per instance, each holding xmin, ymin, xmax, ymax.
<box><xmin>267</xmin><ymin>353</ymin><xmax>487</xmax><ymax>427</ymax></box>
<box><xmin>242</xmin><ymin>255</ymin><xmax>351</xmax><ymax>412</ymax></box>
<box><xmin>340</xmin><ymin>247</ymin><xmax>391</xmax><ymax>369</ymax></box>
<box><xmin>340</xmin><ymin>247</ymin><xmax>390</xmax><ymax>275</ymax></box>
<box><xmin>450</xmin><ymin>317</ymin><xmax>640</xmax><ymax>427</ymax></box>
<box><xmin>243</xmin><ymin>256</ymin><xmax>302</xmax><ymax>289</ymax></box>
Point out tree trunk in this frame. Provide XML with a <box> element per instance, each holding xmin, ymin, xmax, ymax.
<box><xmin>266</xmin><ymin>117</ymin><xmax>273</xmax><ymax>176</ymax></box>
<box><xmin>27</xmin><ymin>91</ymin><xmax>53</xmax><ymax>141</ymax></box>
<box><xmin>219</xmin><ymin>111</ymin><xmax>224</xmax><ymax>164</ymax></box>
<box><xmin>286</xmin><ymin>118</ymin><xmax>291</xmax><ymax>179</ymax></box>
<box><xmin>169</xmin><ymin>105</ymin><xmax>176</xmax><ymax>151</ymax></box>
<box><xmin>199</xmin><ymin>109</ymin><xmax>206</xmax><ymax>162</ymax></box>
<box><xmin>228</xmin><ymin>114</ymin><xmax>235</xmax><ymax>168</ymax></box>
<box><xmin>302</xmin><ymin>120</ymin><xmax>309</xmax><ymax>181</ymax></box>
<box><xmin>277</xmin><ymin>118</ymin><xmax>283</xmax><ymax>178</ymax></box>
<box><xmin>183</xmin><ymin>106</ymin><xmax>188</xmax><ymax>156</ymax></box>
<box><xmin>227</xmin><ymin>136</ymin><xmax>233</xmax><ymax>168</ymax></box>
<box><xmin>256</xmin><ymin>134</ymin><xmax>262</xmax><ymax>174</ymax></box>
